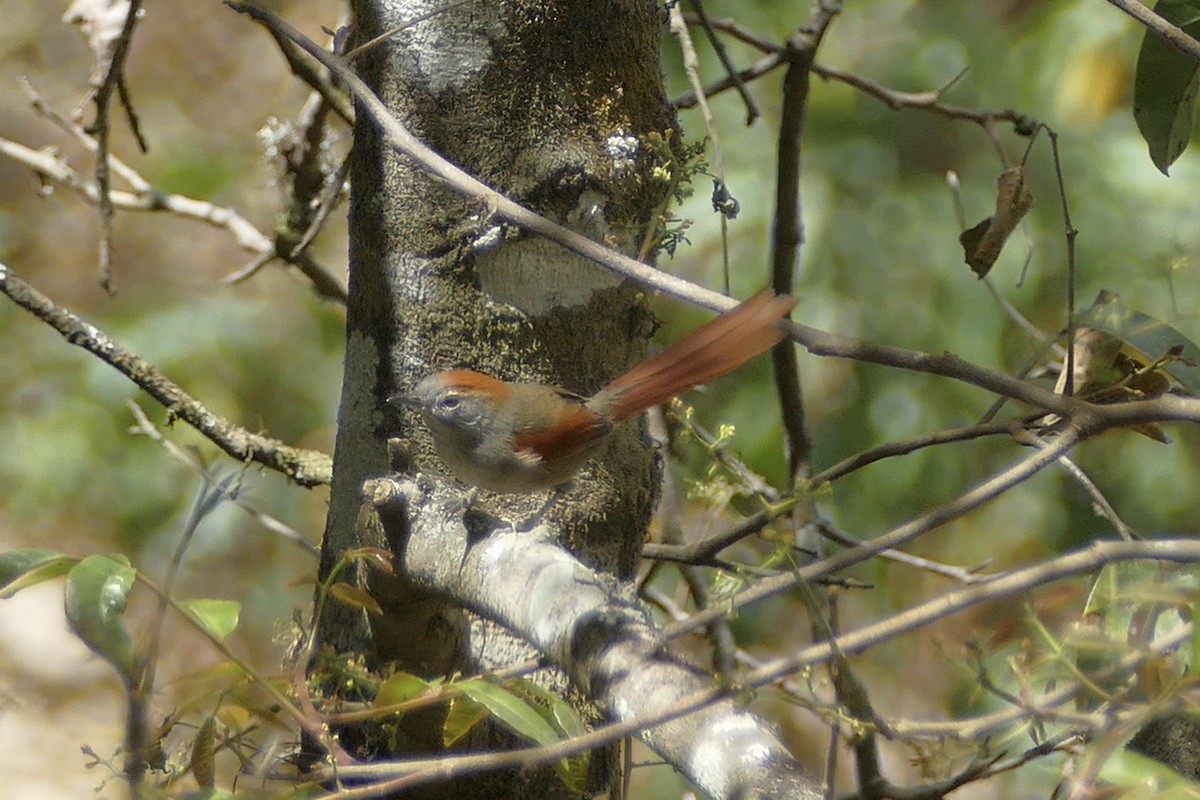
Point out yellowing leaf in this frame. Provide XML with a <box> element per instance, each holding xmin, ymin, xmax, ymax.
<box><xmin>216</xmin><ymin>702</ymin><xmax>253</xmax><ymax>733</ymax></box>
<box><xmin>443</xmin><ymin>695</ymin><xmax>487</xmax><ymax>747</ymax></box>
<box><xmin>329</xmin><ymin>582</ymin><xmax>383</xmax><ymax>615</ymax></box>
<box><xmin>344</xmin><ymin>547</ymin><xmax>395</xmax><ymax>575</ymax></box>
<box><xmin>1056</xmin><ymin>43</ymin><xmax>1131</xmax><ymax>125</ymax></box>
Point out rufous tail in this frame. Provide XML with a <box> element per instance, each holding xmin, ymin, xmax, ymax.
<box><xmin>595</xmin><ymin>291</ymin><xmax>796</xmax><ymax>421</ymax></box>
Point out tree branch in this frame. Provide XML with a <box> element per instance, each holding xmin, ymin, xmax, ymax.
<box><xmin>6</xmin><ymin>83</ymin><xmax>349</xmax><ymax>303</ymax></box>
<box><xmin>224</xmin><ymin>1</ymin><xmax>1198</xmax><ymax>436</ymax></box>
<box><xmin>747</xmin><ymin>538</ymin><xmax>1200</xmax><ymax>687</ymax></box>
<box><xmin>359</xmin><ymin>477</ymin><xmax>821</xmax><ymax>799</ymax></box>
<box><xmin>0</xmin><ymin>263</ymin><xmax>332</xmax><ymax>487</ymax></box>
<box><xmin>664</xmin><ymin>427</ymin><xmax>1081</xmax><ymax>640</ymax></box>
<box><xmin>1105</xmin><ymin>0</ymin><xmax>1200</xmax><ymax>62</ymax></box>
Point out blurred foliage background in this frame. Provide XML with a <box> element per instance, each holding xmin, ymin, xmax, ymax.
<box><xmin>1</xmin><ymin>0</ymin><xmax>1197</xmax><ymax>797</ymax></box>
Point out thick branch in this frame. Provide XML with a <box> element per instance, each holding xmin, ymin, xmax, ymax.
<box><xmin>367</xmin><ymin>478</ymin><xmax>820</xmax><ymax>800</ymax></box>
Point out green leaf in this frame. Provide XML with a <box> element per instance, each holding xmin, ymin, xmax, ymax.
<box><xmin>180</xmin><ymin>598</ymin><xmax>241</xmax><ymax>642</ymax></box>
<box><xmin>1192</xmin><ymin>593</ymin><xmax>1200</xmax><ymax>677</ymax></box>
<box><xmin>1133</xmin><ymin>0</ymin><xmax>1200</xmax><ymax>175</ymax></box>
<box><xmin>508</xmin><ymin>678</ymin><xmax>589</xmax><ymax>793</ymax></box>
<box><xmin>507</xmin><ymin>678</ymin><xmax>588</xmax><ymax>739</ymax></box>
<box><xmin>443</xmin><ymin>695</ymin><xmax>487</xmax><ymax>746</ymax></box>
<box><xmin>1076</xmin><ymin>290</ymin><xmax>1200</xmax><ymax>395</ymax></box>
<box><xmin>1080</xmin><ymin>562</ymin><xmax>1197</xmax><ymax>687</ymax></box>
<box><xmin>64</xmin><ymin>554</ymin><xmax>137</xmax><ymax>682</ymax></box>
<box><xmin>1084</xmin><ymin>562</ymin><xmax>1195</xmax><ymax>633</ymax></box>
<box><xmin>1098</xmin><ymin>743</ymin><xmax>1200</xmax><ymax>794</ymax></box>
<box><xmin>374</xmin><ymin>672</ymin><xmax>432</xmax><ymax>709</ymax></box>
<box><xmin>457</xmin><ymin>678</ymin><xmax>563</xmax><ymax>748</ymax></box>
<box><xmin>0</xmin><ymin>549</ymin><xmax>77</xmax><ymax>599</ymax></box>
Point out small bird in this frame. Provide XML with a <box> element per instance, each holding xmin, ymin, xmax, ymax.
<box><xmin>395</xmin><ymin>291</ymin><xmax>796</xmax><ymax>494</ymax></box>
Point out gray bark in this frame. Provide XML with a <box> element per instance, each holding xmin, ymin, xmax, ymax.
<box><xmin>315</xmin><ymin>0</ymin><xmax>821</xmax><ymax>796</ymax></box>
<box><xmin>368</xmin><ymin>478</ymin><xmax>822</xmax><ymax>799</ymax></box>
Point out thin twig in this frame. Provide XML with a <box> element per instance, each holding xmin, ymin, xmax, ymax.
<box><xmin>769</xmin><ymin>6</ymin><xmax>838</xmax><ymax>494</ymax></box>
<box><xmin>664</xmin><ymin>428</ymin><xmax>1081</xmax><ymax>641</ymax></box>
<box><xmin>734</xmin><ymin>594</ymin><xmax>1191</xmax><ymax>740</ymax></box>
<box><xmin>135</xmin><ymin>477</ymin><xmax>236</xmax><ymax>784</ymax></box>
<box><xmin>116</xmin><ymin>72</ymin><xmax>147</xmax><ymax>152</ymax></box>
<box><xmin>226</xmin><ymin>1</ymin><xmax>1133</xmax><ymax>426</ymax></box>
<box><xmin>667</xmin><ymin>3</ymin><xmax>734</xmax><ymax>291</ymax></box>
<box><xmin>675</xmin><ymin>53</ymin><xmax>1037</xmax><ymax>141</ymax></box>
<box><xmin>647</xmin><ymin>417</ymin><xmax>1013</xmax><ymax>580</ymax></box>
<box><xmin>224</xmin><ymin>5</ymin><xmax>1200</xmax><ymax>444</ymax></box>
<box><xmin>5</xmin><ymin>86</ymin><xmax>349</xmax><ymax>303</ymax></box>
<box><xmin>1050</xmin><ymin>451</ymin><xmax>1137</xmax><ymax>541</ymax></box>
<box><xmin>687</xmin><ymin>14</ymin><xmax>781</xmax><ymax>55</ymax></box>
<box><xmin>1047</xmin><ymin>127</ymin><xmax>1079</xmax><ymax>398</ymax></box>
<box><xmin>264</xmin><ymin>25</ymin><xmax>355</xmax><ymax>124</ymax></box>
<box><xmin>86</xmin><ymin>0</ymin><xmax>144</xmax><ymax>294</ymax></box>
<box><xmin>342</xmin><ymin>0</ymin><xmax>481</xmax><ymax>61</ymax></box>
<box><xmin>687</xmin><ymin>0</ymin><xmax>759</xmax><ymax>124</ymax></box>
<box><xmin>811</xmin><ymin>420</ymin><xmax>1020</xmax><ymax>486</ymax></box>
<box><xmin>1104</xmin><ymin>0</ymin><xmax>1200</xmax><ymax>61</ymax></box>
<box><xmin>644</xmin><ymin>407</ymin><xmax>739</xmax><ymax>680</ymax></box>
<box><xmin>677</xmin><ymin>413</ymin><xmax>782</xmax><ymax>500</ymax></box>
<box><xmin>126</xmin><ymin>401</ymin><xmax>319</xmax><ymax>553</ymax></box>
<box><xmin>746</xmin><ymin>538</ymin><xmax>1200</xmax><ymax>689</ymax></box>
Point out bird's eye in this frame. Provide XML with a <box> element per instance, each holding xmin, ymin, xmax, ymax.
<box><xmin>438</xmin><ymin>395</ymin><xmax>461</xmax><ymax>410</ymax></box>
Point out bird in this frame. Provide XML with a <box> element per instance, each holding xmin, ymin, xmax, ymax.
<box><xmin>394</xmin><ymin>291</ymin><xmax>796</xmax><ymax>494</ymax></box>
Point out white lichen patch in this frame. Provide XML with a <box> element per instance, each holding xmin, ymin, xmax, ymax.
<box><xmin>605</xmin><ymin>130</ymin><xmax>641</xmax><ymax>176</ymax></box>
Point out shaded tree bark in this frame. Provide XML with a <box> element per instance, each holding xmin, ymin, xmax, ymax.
<box><xmin>317</xmin><ymin>1</ymin><xmax>689</xmax><ymax>796</ymax></box>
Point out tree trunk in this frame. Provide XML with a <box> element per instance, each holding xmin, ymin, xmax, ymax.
<box><xmin>318</xmin><ymin>1</ymin><xmax>681</xmax><ymax>795</ymax></box>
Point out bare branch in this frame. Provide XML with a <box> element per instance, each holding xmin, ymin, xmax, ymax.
<box><xmin>665</xmin><ymin>428</ymin><xmax>1081</xmax><ymax>640</ymax></box>
<box><xmin>667</xmin><ymin>3</ymin><xmax>734</xmax><ymax>290</ymax></box>
<box><xmin>76</xmin><ymin>0</ymin><xmax>144</xmax><ymax>293</ymax></box>
<box><xmin>0</xmin><ymin>97</ymin><xmax>349</xmax><ymax>303</ymax></box>
<box><xmin>1105</xmin><ymin>0</ymin><xmax>1200</xmax><ymax>62</ymax></box>
<box><xmin>0</xmin><ymin>263</ymin><xmax>332</xmax><ymax>487</ymax></box>
<box><xmin>769</xmin><ymin>4</ymin><xmax>839</xmax><ymax>500</ymax></box>
<box><xmin>687</xmin><ymin>0</ymin><xmax>760</xmax><ymax>123</ymax></box>
<box><xmin>746</xmin><ymin>538</ymin><xmax>1200</xmax><ymax>688</ymax></box>
<box><xmin>12</xmin><ymin>82</ymin><xmax>348</xmax><ymax>303</ymax></box>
